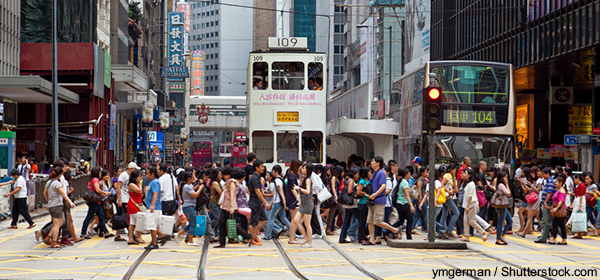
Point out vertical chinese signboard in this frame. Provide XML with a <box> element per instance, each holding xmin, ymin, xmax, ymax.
<box><xmin>190</xmin><ymin>50</ymin><xmax>205</xmax><ymax>96</ymax></box>
<box><xmin>177</xmin><ymin>3</ymin><xmax>191</xmax><ymax>32</ymax></box>
<box><xmin>568</xmin><ymin>106</ymin><xmax>592</xmax><ymax>134</ymax></box>
<box><xmin>168</xmin><ymin>12</ymin><xmax>184</xmax><ymax>82</ymax></box>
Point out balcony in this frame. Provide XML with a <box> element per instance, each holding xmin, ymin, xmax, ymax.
<box><xmin>112</xmin><ymin>64</ymin><xmax>148</xmax><ymax>92</ymax></box>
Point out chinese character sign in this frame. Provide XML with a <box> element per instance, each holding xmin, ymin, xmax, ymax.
<box><xmin>168</xmin><ymin>12</ymin><xmax>184</xmax><ymax>68</ymax></box>
<box><xmin>177</xmin><ymin>3</ymin><xmax>191</xmax><ymax>32</ymax></box>
<box><xmin>568</xmin><ymin>106</ymin><xmax>592</xmax><ymax>134</ymax></box>
<box><xmin>190</xmin><ymin>50</ymin><xmax>205</xmax><ymax>96</ymax></box>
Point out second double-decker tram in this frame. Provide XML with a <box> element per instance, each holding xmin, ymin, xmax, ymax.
<box><xmin>247</xmin><ymin>37</ymin><xmax>326</xmax><ymax>169</ymax></box>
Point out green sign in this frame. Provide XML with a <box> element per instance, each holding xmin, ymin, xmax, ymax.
<box><xmin>169</xmin><ymin>82</ymin><xmax>186</xmax><ymax>91</ymax></box>
<box><xmin>104</xmin><ymin>50</ymin><xmax>111</xmax><ymax>88</ymax></box>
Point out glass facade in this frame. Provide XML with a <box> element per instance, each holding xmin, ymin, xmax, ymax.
<box><xmin>293</xmin><ymin>0</ymin><xmax>316</xmax><ymax>52</ymax></box>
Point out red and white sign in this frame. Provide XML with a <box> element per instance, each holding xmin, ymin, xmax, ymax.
<box><xmin>177</xmin><ymin>3</ymin><xmax>191</xmax><ymax>32</ymax></box>
<box><xmin>377</xmin><ymin>99</ymin><xmax>385</xmax><ymax>119</ymax></box>
<box><xmin>593</xmin><ymin>128</ymin><xmax>600</xmax><ymax>134</ymax></box>
<box><xmin>197</xmin><ymin>103</ymin><xmax>210</xmax><ymax>124</ymax></box>
<box><xmin>550</xmin><ymin>86</ymin><xmax>574</xmax><ymax>105</ymax></box>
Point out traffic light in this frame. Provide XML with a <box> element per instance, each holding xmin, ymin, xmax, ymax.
<box><xmin>423</xmin><ymin>86</ymin><xmax>442</xmax><ymax>133</ymax></box>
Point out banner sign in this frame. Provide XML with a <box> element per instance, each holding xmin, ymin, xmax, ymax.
<box><xmin>190</xmin><ymin>50</ymin><xmax>205</xmax><ymax>96</ymax></box>
<box><xmin>168</xmin><ymin>12</ymin><xmax>184</xmax><ymax>82</ymax></box>
<box><xmin>568</xmin><ymin>106</ymin><xmax>592</xmax><ymax>134</ymax></box>
<box><xmin>162</xmin><ymin>66</ymin><xmax>189</xmax><ymax>78</ymax></box>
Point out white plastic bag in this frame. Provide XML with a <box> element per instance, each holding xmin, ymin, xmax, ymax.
<box><xmin>572</xmin><ymin>211</ymin><xmax>587</xmax><ymax>233</ymax></box>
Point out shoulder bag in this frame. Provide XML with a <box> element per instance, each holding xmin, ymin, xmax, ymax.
<box><xmin>550</xmin><ymin>200</ymin><xmax>567</xmax><ymax>218</ymax></box>
<box><xmin>435</xmin><ymin>185</ymin><xmax>447</xmax><ymax>204</ymax></box>
<box><xmin>490</xmin><ymin>188</ymin><xmax>510</xmax><ymax>209</ymax></box>
<box><xmin>161</xmin><ymin>175</ymin><xmax>178</xmax><ymax>215</ymax></box>
<box><xmin>83</xmin><ymin>179</ymin><xmax>103</xmax><ymax>203</ymax></box>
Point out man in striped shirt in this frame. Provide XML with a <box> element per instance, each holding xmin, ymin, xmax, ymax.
<box><xmin>535</xmin><ymin>167</ymin><xmax>556</xmax><ymax>244</ymax></box>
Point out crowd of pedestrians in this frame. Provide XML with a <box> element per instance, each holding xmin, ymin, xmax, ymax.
<box><xmin>5</xmin><ymin>153</ymin><xmax>600</xmax><ymax>250</ymax></box>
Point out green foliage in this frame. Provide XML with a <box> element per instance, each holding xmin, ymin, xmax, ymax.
<box><xmin>129</xmin><ymin>1</ymin><xmax>142</xmax><ymax>22</ymax></box>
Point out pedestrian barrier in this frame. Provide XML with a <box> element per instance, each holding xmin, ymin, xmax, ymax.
<box><xmin>33</xmin><ymin>174</ymin><xmax>90</xmax><ymax>209</ymax></box>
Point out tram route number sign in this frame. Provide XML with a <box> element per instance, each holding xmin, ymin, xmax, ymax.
<box><xmin>277</xmin><ymin>112</ymin><xmax>299</xmax><ymax>122</ymax></box>
<box><xmin>268</xmin><ymin>37</ymin><xmax>308</xmax><ymax>50</ymax></box>
<box><xmin>443</xmin><ymin>109</ymin><xmax>497</xmax><ymax>125</ymax></box>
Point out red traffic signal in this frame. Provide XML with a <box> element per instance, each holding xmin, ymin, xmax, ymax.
<box><xmin>428</xmin><ymin>87</ymin><xmax>441</xmax><ymax>100</ymax></box>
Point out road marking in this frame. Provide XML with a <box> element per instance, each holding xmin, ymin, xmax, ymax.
<box><xmin>469</xmin><ymin>236</ymin><xmax>501</xmax><ymax>247</ymax></box>
<box><xmin>503</xmin><ymin>235</ymin><xmax>550</xmax><ymax>248</ymax></box>
<box><xmin>77</xmin><ymin>235</ymin><xmax>105</xmax><ymax>248</ymax></box>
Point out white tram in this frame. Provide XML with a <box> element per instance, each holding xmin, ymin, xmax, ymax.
<box><xmin>247</xmin><ymin>37</ymin><xmax>326</xmax><ymax>170</ymax></box>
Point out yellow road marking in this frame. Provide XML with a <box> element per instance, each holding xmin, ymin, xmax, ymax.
<box><xmin>469</xmin><ymin>236</ymin><xmax>501</xmax><ymax>248</ymax></box>
<box><xmin>503</xmin><ymin>235</ymin><xmax>550</xmax><ymax>248</ymax></box>
<box><xmin>77</xmin><ymin>235</ymin><xmax>105</xmax><ymax>248</ymax></box>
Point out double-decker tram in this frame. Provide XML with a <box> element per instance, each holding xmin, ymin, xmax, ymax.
<box><xmin>192</xmin><ymin>141</ymin><xmax>213</xmax><ymax>169</ymax></box>
<box><xmin>392</xmin><ymin>61</ymin><xmax>516</xmax><ymax>169</ymax></box>
<box><xmin>231</xmin><ymin>131</ymin><xmax>247</xmax><ymax>168</ymax></box>
<box><xmin>247</xmin><ymin>37</ymin><xmax>326</xmax><ymax>170</ymax></box>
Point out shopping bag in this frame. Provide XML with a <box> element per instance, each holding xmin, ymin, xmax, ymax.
<box><xmin>572</xmin><ymin>211</ymin><xmax>587</xmax><ymax>233</ymax></box>
<box><xmin>226</xmin><ymin>214</ymin><xmax>237</xmax><ymax>240</ymax></box>
<box><xmin>160</xmin><ymin>215</ymin><xmax>175</xmax><ymax>235</ymax></box>
<box><xmin>194</xmin><ymin>215</ymin><xmax>207</xmax><ymax>236</ymax></box>
<box><xmin>238</xmin><ymin>207</ymin><xmax>251</xmax><ymax>218</ymax></box>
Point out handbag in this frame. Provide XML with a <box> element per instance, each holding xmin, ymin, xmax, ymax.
<box><xmin>161</xmin><ymin>175</ymin><xmax>178</xmax><ymax>215</ymax></box>
<box><xmin>408</xmin><ymin>185</ymin><xmax>419</xmax><ymax>200</ymax></box>
<box><xmin>83</xmin><ymin>180</ymin><xmax>103</xmax><ymax>203</ymax></box>
<box><xmin>226</xmin><ymin>213</ymin><xmax>237</xmax><ymax>240</ymax></box>
<box><xmin>476</xmin><ymin>190</ymin><xmax>487</xmax><ymax>207</ymax></box>
<box><xmin>195</xmin><ymin>183</ymin><xmax>210</xmax><ymax>211</ymax></box>
<box><xmin>338</xmin><ymin>185</ymin><xmax>354</xmax><ymax>206</ymax></box>
<box><xmin>194</xmin><ymin>215</ymin><xmax>207</xmax><ymax>236</ymax></box>
<box><xmin>131</xmin><ymin>198</ymin><xmax>147</xmax><ymax>213</ymax></box>
<box><xmin>435</xmin><ymin>187</ymin><xmax>446</xmax><ymax>205</ymax></box>
<box><xmin>317</xmin><ymin>186</ymin><xmax>333</xmax><ymax>203</ymax></box>
<box><xmin>112</xmin><ymin>213</ymin><xmax>128</xmax><ymax>230</ymax></box>
<box><xmin>586</xmin><ymin>193</ymin><xmax>597</xmax><ymax>207</ymax></box>
<box><xmin>550</xmin><ymin>201</ymin><xmax>567</xmax><ymax>218</ymax></box>
<box><xmin>490</xmin><ymin>192</ymin><xmax>510</xmax><ymax>209</ymax></box>
<box><xmin>571</xmin><ymin>211</ymin><xmax>587</xmax><ymax>232</ymax></box>
<box><xmin>525</xmin><ymin>191</ymin><xmax>538</xmax><ymax>205</ymax></box>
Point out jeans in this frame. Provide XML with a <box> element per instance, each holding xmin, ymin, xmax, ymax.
<box><xmin>208</xmin><ymin>203</ymin><xmax>221</xmax><ymax>236</ymax></box>
<box><xmin>458</xmin><ymin>207</ymin><xmax>466</xmax><ymax>235</ymax></box>
<box><xmin>394</xmin><ymin>204</ymin><xmax>414</xmax><ymax>239</ymax></box>
<box><xmin>434</xmin><ymin>207</ymin><xmax>447</xmax><ymax>235</ymax></box>
<box><xmin>495</xmin><ymin>208</ymin><xmax>512</xmax><ymax>240</ymax></box>
<box><xmin>357</xmin><ymin>204</ymin><xmax>369</xmax><ymax>242</ymax></box>
<box><xmin>197</xmin><ymin>206</ymin><xmax>215</xmax><ymax>240</ymax></box>
<box><xmin>10</xmin><ymin>198</ymin><xmax>34</xmax><ymax>226</ymax></box>
<box><xmin>81</xmin><ymin>202</ymin><xmax>108</xmax><ymax>236</ymax></box>
<box><xmin>413</xmin><ymin>202</ymin><xmax>428</xmax><ymax>230</ymax></box>
<box><xmin>381</xmin><ymin>206</ymin><xmax>393</xmax><ymax>236</ymax></box>
<box><xmin>182</xmin><ymin>206</ymin><xmax>196</xmax><ymax>235</ymax></box>
<box><xmin>538</xmin><ymin>202</ymin><xmax>554</xmax><ymax>241</ymax></box>
<box><xmin>441</xmin><ymin>199</ymin><xmax>459</xmax><ymax>234</ymax></box>
<box><xmin>587</xmin><ymin>206</ymin><xmax>596</xmax><ymax>226</ymax></box>
<box><xmin>265</xmin><ymin>202</ymin><xmax>288</xmax><ymax>238</ymax></box>
<box><xmin>339</xmin><ymin>207</ymin><xmax>359</xmax><ymax>242</ymax></box>
<box><xmin>348</xmin><ymin>216</ymin><xmax>359</xmax><ymax>240</ymax></box>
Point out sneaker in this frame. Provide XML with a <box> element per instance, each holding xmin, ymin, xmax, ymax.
<box><xmin>144</xmin><ymin>243</ymin><xmax>159</xmax><ymax>250</ymax></box>
<box><xmin>60</xmin><ymin>238</ymin><xmax>74</xmax><ymax>246</ymax></box>
<box><xmin>187</xmin><ymin>242</ymin><xmax>200</xmax><ymax>246</ymax></box>
<box><xmin>312</xmin><ymin>234</ymin><xmax>322</xmax><ymax>239</ymax></box>
<box><xmin>252</xmin><ymin>237</ymin><xmax>262</xmax><ymax>246</ymax></box>
<box><xmin>262</xmin><ymin>237</ymin><xmax>272</xmax><ymax>241</ymax></box>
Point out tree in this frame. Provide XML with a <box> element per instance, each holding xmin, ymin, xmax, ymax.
<box><xmin>129</xmin><ymin>1</ymin><xmax>142</xmax><ymax>23</ymax></box>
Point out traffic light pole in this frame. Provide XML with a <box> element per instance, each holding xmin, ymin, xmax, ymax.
<box><xmin>427</xmin><ymin>132</ymin><xmax>436</xmax><ymax>242</ymax></box>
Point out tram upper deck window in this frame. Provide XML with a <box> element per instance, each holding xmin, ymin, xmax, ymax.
<box><xmin>431</xmin><ymin>66</ymin><xmax>509</xmax><ymax>104</ymax></box>
<box><xmin>252</xmin><ymin>62</ymin><xmax>268</xmax><ymax>90</ymax></box>
<box><xmin>272</xmin><ymin>62</ymin><xmax>305</xmax><ymax>90</ymax></box>
<box><xmin>308</xmin><ymin>62</ymin><xmax>324</xmax><ymax>91</ymax></box>
<box><xmin>302</xmin><ymin>131</ymin><xmax>323</xmax><ymax>163</ymax></box>
<box><xmin>252</xmin><ymin>131</ymin><xmax>274</xmax><ymax>163</ymax></box>
<box><xmin>277</xmin><ymin>131</ymin><xmax>299</xmax><ymax>163</ymax></box>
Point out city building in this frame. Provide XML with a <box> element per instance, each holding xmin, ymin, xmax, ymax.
<box><xmin>190</xmin><ymin>0</ymin><xmax>253</xmax><ymax>96</ymax></box>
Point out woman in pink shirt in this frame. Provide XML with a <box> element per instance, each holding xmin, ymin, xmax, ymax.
<box><xmin>549</xmin><ymin>177</ymin><xmax>568</xmax><ymax>245</ymax></box>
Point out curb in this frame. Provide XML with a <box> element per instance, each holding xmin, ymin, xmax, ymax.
<box><xmin>387</xmin><ymin>239</ymin><xmax>468</xmax><ymax>250</ymax></box>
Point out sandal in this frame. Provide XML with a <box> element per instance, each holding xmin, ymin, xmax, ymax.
<box><xmin>27</xmin><ymin>223</ymin><xmax>36</xmax><ymax>229</ymax></box>
<box><xmin>288</xmin><ymin>240</ymin><xmax>300</xmax><ymax>244</ymax></box>
<box><xmin>104</xmin><ymin>233</ymin><xmax>115</xmax><ymax>239</ymax></box>
<box><xmin>459</xmin><ymin>237</ymin><xmax>470</xmax><ymax>242</ymax></box>
<box><xmin>127</xmin><ymin>241</ymin><xmax>139</xmax><ymax>245</ymax></box>
<box><xmin>50</xmin><ymin>240</ymin><xmax>63</xmax><ymax>248</ymax></box>
<box><xmin>8</xmin><ymin>225</ymin><xmax>17</xmax><ymax>229</ymax></box>
<box><xmin>135</xmin><ymin>239</ymin><xmax>145</xmax><ymax>244</ymax></box>
<box><xmin>362</xmin><ymin>241</ymin><xmax>375</xmax><ymax>246</ymax></box>
<box><xmin>114</xmin><ymin>236</ymin><xmax>126</xmax><ymax>242</ymax></box>
<box><xmin>81</xmin><ymin>235</ymin><xmax>92</xmax><ymax>239</ymax></box>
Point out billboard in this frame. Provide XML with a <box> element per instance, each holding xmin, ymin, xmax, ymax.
<box><xmin>190</xmin><ymin>50</ymin><xmax>205</xmax><ymax>96</ymax></box>
<box><xmin>360</xmin><ymin>17</ymin><xmax>375</xmax><ymax>85</ymax></box>
<box><xmin>404</xmin><ymin>0</ymin><xmax>431</xmax><ymax>72</ymax></box>
<box><xmin>177</xmin><ymin>3</ymin><xmax>191</xmax><ymax>32</ymax></box>
<box><xmin>168</xmin><ymin>12</ymin><xmax>184</xmax><ymax>82</ymax></box>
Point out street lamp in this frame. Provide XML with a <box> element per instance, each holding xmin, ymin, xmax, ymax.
<box><xmin>357</xmin><ymin>24</ymin><xmax>393</xmax><ymax>111</ymax></box>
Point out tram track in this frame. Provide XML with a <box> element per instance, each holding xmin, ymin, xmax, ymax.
<box><xmin>197</xmin><ymin>234</ymin><xmax>210</xmax><ymax>280</ymax></box>
<box><xmin>122</xmin><ymin>248</ymin><xmax>151</xmax><ymax>280</ymax></box>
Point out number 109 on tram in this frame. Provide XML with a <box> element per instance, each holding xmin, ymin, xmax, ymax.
<box><xmin>247</xmin><ymin>37</ymin><xmax>326</xmax><ymax>169</ymax></box>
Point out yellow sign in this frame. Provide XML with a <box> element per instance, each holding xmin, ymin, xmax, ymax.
<box><xmin>277</xmin><ymin>112</ymin><xmax>299</xmax><ymax>122</ymax></box>
<box><xmin>569</xmin><ymin>106</ymin><xmax>592</xmax><ymax>134</ymax></box>
<box><xmin>516</xmin><ymin>104</ymin><xmax>528</xmax><ymax>142</ymax></box>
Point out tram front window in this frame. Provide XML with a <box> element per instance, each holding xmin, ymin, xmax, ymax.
<box><xmin>308</xmin><ymin>62</ymin><xmax>324</xmax><ymax>91</ymax></box>
<box><xmin>277</xmin><ymin>131</ymin><xmax>299</xmax><ymax>163</ymax></box>
<box><xmin>302</xmin><ymin>131</ymin><xmax>323</xmax><ymax>163</ymax></box>
<box><xmin>252</xmin><ymin>62</ymin><xmax>268</xmax><ymax>90</ymax></box>
<box><xmin>252</xmin><ymin>131</ymin><xmax>274</xmax><ymax>163</ymax></box>
<box><xmin>272</xmin><ymin>62</ymin><xmax>305</xmax><ymax>90</ymax></box>
<box><xmin>432</xmin><ymin>135</ymin><xmax>513</xmax><ymax>168</ymax></box>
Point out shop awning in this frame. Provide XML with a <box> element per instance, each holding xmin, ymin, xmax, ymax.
<box><xmin>0</xmin><ymin>76</ymin><xmax>79</xmax><ymax>104</ymax></box>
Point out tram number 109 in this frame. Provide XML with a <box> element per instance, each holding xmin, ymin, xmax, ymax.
<box><xmin>276</xmin><ymin>37</ymin><xmax>298</xmax><ymax>47</ymax></box>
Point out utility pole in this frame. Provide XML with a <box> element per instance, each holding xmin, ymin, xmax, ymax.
<box><xmin>52</xmin><ymin>0</ymin><xmax>59</xmax><ymax>160</ymax></box>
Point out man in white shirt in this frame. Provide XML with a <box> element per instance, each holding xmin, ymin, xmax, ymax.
<box><xmin>114</xmin><ymin>162</ymin><xmax>140</xmax><ymax>241</ymax></box>
<box><xmin>158</xmin><ymin>163</ymin><xmax>179</xmax><ymax>216</ymax></box>
<box><xmin>4</xmin><ymin>169</ymin><xmax>32</xmax><ymax>229</ymax></box>
<box><xmin>17</xmin><ymin>155</ymin><xmax>31</xmax><ymax>181</ymax></box>
<box><xmin>311</xmin><ymin>167</ymin><xmax>326</xmax><ymax>237</ymax></box>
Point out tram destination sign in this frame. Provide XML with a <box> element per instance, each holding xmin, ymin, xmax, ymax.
<box><xmin>443</xmin><ymin>109</ymin><xmax>497</xmax><ymax>125</ymax></box>
<box><xmin>268</xmin><ymin>37</ymin><xmax>308</xmax><ymax>50</ymax></box>
<box><xmin>277</xmin><ymin>112</ymin><xmax>299</xmax><ymax>122</ymax></box>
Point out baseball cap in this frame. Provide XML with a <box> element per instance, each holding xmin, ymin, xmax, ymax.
<box><xmin>80</xmin><ymin>159</ymin><xmax>84</xmax><ymax>162</ymax></box>
<box><xmin>176</xmin><ymin>168</ymin><xmax>185</xmax><ymax>176</ymax></box>
<box><xmin>126</xmin><ymin>162</ymin><xmax>141</xmax><ymax>170</ymax></box>
<box><xmin>412</xmin><ymin>157</ymin><xmax>423</xmax><ymax>164</ymax></box>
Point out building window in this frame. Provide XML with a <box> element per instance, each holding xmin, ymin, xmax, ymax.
<box><xmin>215</xmin><ymin>42</ymin><xmax>218</xmax><ymax>48</ymax></box>
<box><xmin>211</xmin><ymin>32</ymin><xmax>214</xmax><ymax>37</ymax></box>
<box><xmin>215</xmin><ymin>75</ymin><xmax>218</xmax><ymax>80</ymax></box>
<box><xmin>211</xmin><ymin>11</ymin><xmax>215</xmax><ymax>16</ymax></box>
<box><xmin>216</xmin><ymin>10</ymin><xmax>219</xmax><ymax>15</ymax></box>
<box><xmin>215</xmin><ymin>21</ymin><xmax>219</xmax><ymax>26</ymax></box>
<box><xmin>215</xmin><ymin>31</ymin><xmax>219</xmax><ymax>37</ymax></box>
<box><xmin>215</xmin><ymin>54</ymin><xmax>218</xmax><ymax>58</ymax></box>
<box><xmin>211</xmin><ymin>21</ymin><xmax>214</xmax><ymax>26</ymax></box>
<box><xmin>202</xmin><ymin>12</ymin><xmax>205</xmax><ymax>17</ymax></box>
<box><xmin>202</xmin><ymin>23</ymin><xmax>205</xmax><ymax>28</ymax></box>
<box><xmin>214</xmin><ymin>86</ymin><xmax>218</xmax><ymax>91</ymax></box>
<box><xmin>334</xmin><ymin>45</ymin><xmax>341</xmax><ymax>54</ymax></box>
<box><xmin>210</xmin><ymin>43</ymin><xmax>214</xmax><ymax>48</ymax></box>
<box><xmin>334</xmin><ymin>66</ymin><xmax>340</xmax><ymax>74</ymax></box>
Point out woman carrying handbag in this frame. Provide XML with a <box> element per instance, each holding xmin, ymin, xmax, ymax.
<box><xmin>549</xmin><ymin>177</ymin><xmax>568</xmax><ymax>245</ymax></box>
<box><xmin>490</xmin><ymin>171</ymin><xmax>511</xmax><ymax>245</ymax></box>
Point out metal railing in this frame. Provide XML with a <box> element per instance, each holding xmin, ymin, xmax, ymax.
<box><xmin>33</xmin><ymin>174</ymin><xmax>91</xmax><ymax>208</ymax></box>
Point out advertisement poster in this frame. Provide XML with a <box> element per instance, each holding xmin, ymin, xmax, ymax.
<box><xmin>360</xmin><ymin>16</ymin><xmax>375</xmax><ymax>85</ymax></box>
<box><xmin>537</xmin><ymin>148</ymin><xmax>551</xmax><ymax>159</ymax></box>
<box><xmin>404</xmin><ymin>0</ymin><xmax>431</xmax><ymax>72</ymax></box>
<box><xmin>551</xmin><ymin>144</ymin><xmax>565</xmax><ymax>158</ymax></box>
<box><xmin>516</xmin><ymin>104</ymin><xmax>528</xmax><ymax>143</ymax></box>
<box><xmin>190</xmin><ymin>50</ymin><xmax>205</xmax><ymax>96</ymax></box>
<box><xmin>518</xmin><ymin>149</ymin><xmax>534</xmax><ymax>161</ymax></box>
<box><xmin>568</xmin><ymin>106</ymin><xmax>592</xmax><ymax>134</ymax></box>
<box><xmin>565</xmin><ymin>146</ymin><xmax>575</xmax><ymax>160</ymax></box>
